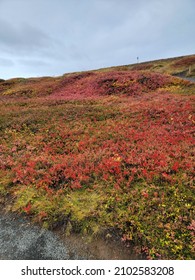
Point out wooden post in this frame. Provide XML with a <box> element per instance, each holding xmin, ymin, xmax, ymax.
<box><xmin>189</xmin><ymin>65</ymin><xmax>191</xmax><ymax>75</ymax></box>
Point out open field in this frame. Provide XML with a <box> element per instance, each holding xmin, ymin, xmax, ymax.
<box><xmin>0</xmin><ymin>55</ymin><xmax>195</xmax><ymax>259</ymax></box>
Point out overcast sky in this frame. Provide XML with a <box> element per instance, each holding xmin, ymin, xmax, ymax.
<box><xmin>0</xmin><ymin>0</ymin><xmax>194</xmax><ymax>79</ymax></box>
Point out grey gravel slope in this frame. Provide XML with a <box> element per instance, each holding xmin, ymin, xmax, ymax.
<box><xmin>0</xmin><ymin>213</ymin><xmax>78</xmax><ymax>260</ymax></box>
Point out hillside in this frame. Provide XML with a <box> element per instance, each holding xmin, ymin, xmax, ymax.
<box><xmin>0</xmin><ymin>54</ymin><xmax>195</xmax><ymax>98</ymax></box>
<box><xmin>0</xmin><ymin>55</ymin><xmax>194</xmax><ymax>260</ymax></box>
<box><xmin>103</xmin><ymin>54</ymin><xmax>195</xmax><ymax>78</ymax></box>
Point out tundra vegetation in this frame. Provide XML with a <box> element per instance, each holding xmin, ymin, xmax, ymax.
<box><xmin>0</xmin><ymin>55</ymin><xmax>194</xmax><ymax>259</ymax></box>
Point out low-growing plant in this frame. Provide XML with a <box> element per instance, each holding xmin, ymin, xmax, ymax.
<box><xmin>0</xmin><ymin>68</ymin><xmax>194</xmax><ymax>259</ymax></box>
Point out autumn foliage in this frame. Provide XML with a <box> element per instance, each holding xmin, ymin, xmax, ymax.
<box><xmin>0</xmin><ymin>67</ymin><xmax>194</xmax><ymax>259</ymax></box>
<box><xmin>172</xmin><ymin>56</ymin><xmax>195</xmax><ymax>68</ymax></box>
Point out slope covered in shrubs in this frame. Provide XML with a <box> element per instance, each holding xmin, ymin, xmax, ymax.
<box><xmin>0</xmin><ymin>61</ymin><xmax>195</xmax><ymax>259</ymax></box>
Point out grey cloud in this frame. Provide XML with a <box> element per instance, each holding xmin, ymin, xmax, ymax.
<box><xmin>0</xmin><ymin>19</ymin><xmax>51</xmax><ymax>54</ymax></box>
<box><xmin>0</xmin><ymin>57</ymin><xmax>14</xmax><ymax>67</ymax></box>
<box><xmin>0</xmin><ymin>0</ymin><xmax>194</xmax><ymax>79</ymax></box>
<box><xmin>18</xmin><ymin>59</ymin><xmax>50</xmax><ymax>68</ymax></box>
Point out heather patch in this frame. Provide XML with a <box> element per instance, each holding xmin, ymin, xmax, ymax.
<box><xmin>0</xmin><ymin>69</ymin><xmax>194</xmax><ymax>259</ymax></box>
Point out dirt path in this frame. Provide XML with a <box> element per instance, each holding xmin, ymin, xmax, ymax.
<box><xmin>184</xmin><ymin>76</ymin><xmax>195</xmax><ymax>82</ymax></box>
<box><xmin>173</xmin><ymin>73</ymin><xmax>195</xmax><ymax>83</ymax></box>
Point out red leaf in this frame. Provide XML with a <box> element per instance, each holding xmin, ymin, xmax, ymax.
<box><xmin>23</xmin><ymin>203</ymin><xmax>31</xmax><ymax>214</ymax></box>
<box><xmin>172</xmin><ymin>162</ymin><xmax>179</xmax><ymax>172</ymax></box>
